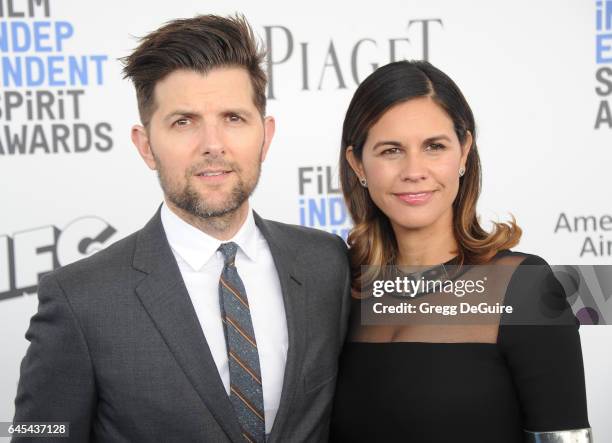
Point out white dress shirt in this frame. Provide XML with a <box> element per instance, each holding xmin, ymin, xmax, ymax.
<box><xmin>161</xmin><ymin>203</ymin><xmax>288</xmax><ymax>434</ymax></box>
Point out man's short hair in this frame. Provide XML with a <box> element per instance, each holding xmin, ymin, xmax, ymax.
<box><xmin>121</xmin><ymin>14</ymin><xmax>267</xmax><ymax>126</ymax></box>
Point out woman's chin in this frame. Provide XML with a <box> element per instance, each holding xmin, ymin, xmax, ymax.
<box><xmin>389</xmin><ymin>217</ymin><xmax>438</xmax><ymax>232</ymax></box>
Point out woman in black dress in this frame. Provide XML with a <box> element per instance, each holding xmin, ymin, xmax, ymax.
<box><xmin>330</xmin><ymin>61</ymin><xmax>591</xmax><ymax>442</ymax></box>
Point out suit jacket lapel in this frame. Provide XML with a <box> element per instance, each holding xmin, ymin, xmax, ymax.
<box><xmin>253</xmin><ymin>212</ymin><xmax>307</xmax><ymax>441</ymax></box>
<box><xmin>132</xmin><ymin>208</ymin><xmax>243</xmax><ymax>442</ymax></box>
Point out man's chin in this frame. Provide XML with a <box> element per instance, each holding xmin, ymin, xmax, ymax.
<box><xmin>189</xmin><ymin>199</ymin><xmax>247</xmax><ymax>219</ymax></box>
<box><xmin>194</xmin><ymin>207</ymin><xmax>239</xmax><ymax>219</ymax></box>
<box><xmin>164</xmin><ymin>183</ymin><xmax>252</xmax><ymax>220</ymax></box>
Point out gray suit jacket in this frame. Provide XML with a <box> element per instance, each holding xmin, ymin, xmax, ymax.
<box><xmin>13</xmin><ymin>208</ymin><xmax>351</xmax><ymax>442</ymax></box>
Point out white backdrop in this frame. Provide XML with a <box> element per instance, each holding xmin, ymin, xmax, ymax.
<box><xmin>1</xmin><ymin>0</ymin><xmax>610</xmax><ymax>440</ymax></box>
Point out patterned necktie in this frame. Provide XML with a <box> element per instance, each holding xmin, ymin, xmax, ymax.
<box><xmin>218</xmin><ymin>242</ymin><xmax>266</xmax><ymax>443</ymax></box>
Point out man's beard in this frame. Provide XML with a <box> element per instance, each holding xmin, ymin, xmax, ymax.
<box><xmin>156</xmin><ymin>158</ymin><xmax>261</xmax><ymax>220</ymax></box>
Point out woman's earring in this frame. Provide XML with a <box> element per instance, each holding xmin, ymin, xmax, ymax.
<box><xmin>459</xmin><ymin>167</ymin><xmax>465</xmax><ymax>177</ymax></box>
<box><xmin>359</xmin><ymin>177</ymin><xmax>368</xmax><ymax>187</ymax></box>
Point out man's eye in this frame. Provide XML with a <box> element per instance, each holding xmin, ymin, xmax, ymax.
<box><xmin>174</xmin><ymin>118</ymin><xmax>190</xmax><ymax>127</ymax></box>
<box><xmin>227</xmin><ymin>113</ymin><xmax>244</xmax><ymax>123</ymax></box>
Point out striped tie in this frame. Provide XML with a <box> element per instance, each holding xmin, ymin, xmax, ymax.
<box><xmin>218</xmin><ymin>242</ymin><xmax>266</xmax><ymax>443</ymax></box>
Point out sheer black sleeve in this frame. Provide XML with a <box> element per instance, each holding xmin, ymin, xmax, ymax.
<box><xmin>497</xmin><ymin>254</ymin><xmax>590</xmax><ymax>432</ymax></box>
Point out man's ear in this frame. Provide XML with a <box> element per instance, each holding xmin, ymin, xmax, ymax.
<box><xmin>346</xmin><ymin>146</ymin><xmax>366</xmax><ymax>181</ymax></box>
<box><xmin>131</xmin><ymin>125</ymin><xmax>157</xmax><ymax>170</ymax></box>
<box><xmin>260</xmin><ymin>116</ymin><xmax>276</xmax><ymax>162</ymax></box>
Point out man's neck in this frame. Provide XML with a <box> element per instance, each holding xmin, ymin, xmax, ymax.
<box><xmin>165</xmin><ymin>200</ymin><xmax>250</xmax><ymax>241</ymax></box>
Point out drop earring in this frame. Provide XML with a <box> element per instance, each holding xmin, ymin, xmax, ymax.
<box><xmin>459</xmin><ymin>167</ymin><xmax>465</xmax><ymax>177</ymax></box>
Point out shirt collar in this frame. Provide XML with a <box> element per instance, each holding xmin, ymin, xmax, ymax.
<box><xmin>161</xmin><ymin>202</ymin><xmax>259</xmax><ymax>271</ymax></box>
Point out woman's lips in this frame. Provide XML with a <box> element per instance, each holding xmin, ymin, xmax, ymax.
<box><xmin>394</xmin><ymin>191</ymin><xmax>434</xmax><ymax>205</ymax></box>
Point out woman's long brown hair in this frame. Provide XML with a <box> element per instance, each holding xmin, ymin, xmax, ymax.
<box><xmin>339</xmin><ymin>61</ymin><xmax>521</xmax><ymax>290</ymax></box>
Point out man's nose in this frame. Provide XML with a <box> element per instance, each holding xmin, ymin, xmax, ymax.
<box><xmin>198</xmin><ymin>122</ymin><xmax>225</xmax><ymax>156</ymax></box>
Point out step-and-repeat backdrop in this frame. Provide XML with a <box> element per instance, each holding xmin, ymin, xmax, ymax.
<box><xmin>1</xmin><ymin>0</ymin><xmax>610</xmax><ymax>439</ymax></box>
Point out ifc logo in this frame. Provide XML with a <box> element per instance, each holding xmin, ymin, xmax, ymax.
<box><xmin>0</xmin><ymin>216</ymin><xmax>117</xmax><ymax>301</ymax></box>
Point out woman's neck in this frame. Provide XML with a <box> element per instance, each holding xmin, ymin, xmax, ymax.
<box><xmin>393</xmin><ymin>219</ymin><xmax>458</xmax><ymax>267</ymax></box>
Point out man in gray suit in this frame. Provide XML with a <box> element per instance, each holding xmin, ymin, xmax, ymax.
<box><xmin>13</xmin><ymin>14</ymin><xmax>350</xmax><ymax>443</ymax></box>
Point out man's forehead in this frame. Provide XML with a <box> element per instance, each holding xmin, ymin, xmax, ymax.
<box><xmin>155</xmin><ymin>68</ymin><xmax>254</xmax><ymax>101</ymax></box>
